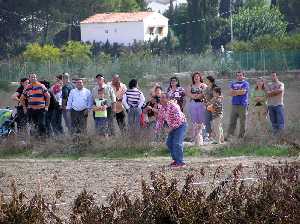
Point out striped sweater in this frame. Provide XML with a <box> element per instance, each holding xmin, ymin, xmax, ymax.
<box><xmin>122</xmin><ymin>88</ymin><xmax>145</xmax><ymax>109</ymax></box>
<box><xmin>21</xmin><ymin>82</ymin><xmax>50</xmax><ymax>110</ymax></box>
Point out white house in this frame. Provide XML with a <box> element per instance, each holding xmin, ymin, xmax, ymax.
<box><xmin>80</xmin><ymin>12</ymin><xmax>168</xmax><ymax>45</ymax></box>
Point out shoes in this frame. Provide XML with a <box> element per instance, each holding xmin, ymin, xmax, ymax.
<box><xmin>171</xmin><ymin>162</ymin><xmax>187</xmax><ymax>168</ymax></box>
<box><xmin>170</xmin><ymin>160</ymin><xmax>176</xmax><ymax>166</ymax></box>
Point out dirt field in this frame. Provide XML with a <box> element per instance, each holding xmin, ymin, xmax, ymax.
<box><xmin>0</xmin><ymin>157</ymin><xmax>299</xmax><ymax>219</ymax></box>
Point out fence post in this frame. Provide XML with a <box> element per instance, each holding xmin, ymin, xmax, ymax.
<box><xmin>48</xmin><ymin>60</ymin><xmax>51</xmax><ymax>77</ymax></box>
<box><xmin>263</xmin><ymin>50</ymin><xmax>266</xmax><ymax>74</ymax></box>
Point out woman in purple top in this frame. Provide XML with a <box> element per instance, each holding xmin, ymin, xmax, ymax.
<box><xmin>166</xmin><ymin>76</ymin><xmax>185</xmax><ymax>111</ymax></box>
<box><xmin>187</xmin><ymin>71</ymin><xmax>207</xmax><ymax>146</ymax></box>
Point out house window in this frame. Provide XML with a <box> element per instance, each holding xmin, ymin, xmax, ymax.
<box><xmin>148</xmin><ymin>27</ymin><xmax>154</xmax><ymax>35</ymax></box>
<box><xmin>157</xmin><ymin>27</ymin><xmax>164</xmax><ymax>35</ymax></box>
<box><xmin>105</xmin><ymin>30</ymin><xmax>109</xmax><ymax>34</ymax></box>
<box><xmin>156</xmin><ymin>27</ymin><xmax>164</xmax><ymax>35</ymax></box>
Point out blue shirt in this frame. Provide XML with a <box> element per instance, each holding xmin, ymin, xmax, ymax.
<box><xmin>66</xmin><ymin>87</ymin><xmax>93</xmax><ymax>111</ymax></box>
<box><xmin>230</xmin><ymin>80</ymin><xmax>250</xmax><ymax>107</ymax></box>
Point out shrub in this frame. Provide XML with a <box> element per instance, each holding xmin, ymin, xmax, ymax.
<box><xmin>1</xmin><ymin>164</ymin><xmax>299</xmax><ymax>223</ymax></box>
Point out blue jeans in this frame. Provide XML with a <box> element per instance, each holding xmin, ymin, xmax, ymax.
<box><xmin>95</xmin><ymin>117</ymin><xmax>108</xmax><ymax>136</ymax></box>
<box><xmin>127</xmin><ymin>107</ymin><xmax>142</xmax><ymax>131</ymax></box>
<box><xmin>268</xmin><ymin>105</ymin><xmax>285</xmax><ymax>134</ymax></box>
<box><xmin>166</xmin><ymin>123</ymin><xmax>187</xmax><ymax>164</ymax></box>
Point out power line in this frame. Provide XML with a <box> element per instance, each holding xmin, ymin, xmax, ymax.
<box><xmin>1</xmin><ymin>7</ymin><xmax>299</xmax><ymax>30</ymax></box>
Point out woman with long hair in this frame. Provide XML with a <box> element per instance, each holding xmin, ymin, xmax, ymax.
<box><xmin>187</xmin><ymin>71</ymin><xmax>207</xmax><ymax>146</ymax></box>
<box><xmin>204</xmin><ymin>75</ymin><xmax>218</xmax><ymax>141</ymax></box>
<box><xmin>250</xmin><ymin>77</ymin><xmax>268</xmax><ymax>134</ymax></box>
<box><xmin>167</xmin><ymin>76</ymin><xmax>185</xmax><ymax>111</ymax></box>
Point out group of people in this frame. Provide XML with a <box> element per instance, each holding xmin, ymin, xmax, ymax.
<box><xmin>11</xmin><ymin>71</ymin><xmax>285</xmax><ymax>168</ymax></box>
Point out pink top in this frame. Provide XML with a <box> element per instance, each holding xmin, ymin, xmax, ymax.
<box><xmin>155</xmin><ymin>101</ymin><xmax>186</xmax><ymax>131</ymax></box>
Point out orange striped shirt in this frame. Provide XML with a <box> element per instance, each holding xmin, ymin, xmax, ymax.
<box><xmin>22</xmin><ymin>82</ymin><xmax>50</xmax><ymax>110</ymax></box>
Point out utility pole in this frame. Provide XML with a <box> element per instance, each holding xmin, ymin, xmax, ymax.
<box><xmin>230</xmin><ymin>0</ymin><xmax>234</xmax><ymax>42</ymax></box>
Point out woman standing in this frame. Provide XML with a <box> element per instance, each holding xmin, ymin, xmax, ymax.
<box><xmin>204</xmin><ymin>76</ymin><xmax>218</xmax><ymax>141</ymax></box>
<box><xmin>250</xmin><ymin>77</ymin><xmax>268</xmax><ymax>134</ymax></box>
<box><xmin>187</xmin><ymin>71</ymin><xmax>207</xmax><ymax>146</ymax></box>
<box><xmin>166</xmin><ymin>76</ymin><xmax>185</xmax><ymax>111</ymax></box>
<box><xmin>11</xmin><ymin>77</ymin><xmax>29</xmax><ymax>131</ymax></box>
<box><xmin>155</xmin><ymin>93</ymin><xmax>187</xmax><ymax>168</ymax></box>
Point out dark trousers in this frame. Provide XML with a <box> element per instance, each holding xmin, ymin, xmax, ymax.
<box><xmin>228</xmin><ymin>105</ymin><xmax>247</xmax><ymax>138</ymax></box>
<box><xmin>46</xmin><ymin>108</ymin><xmax>63</xmax><ymax>136</ymax></box>
<box><xmin>70</xmin><ymin>109</ymin><xmax>88</xmax><ymax>134</ymax></box>
<box><xmin>27</xmin><ymin>108</ymin><xmax>46</xmax><ymax>136</ymax></box>
<box><xmin>107</xmin><ymin>107</ymin><xmax>115</xmax><ymax>136</ymax></box>
<box><xmin>116</xmin><ymin>111</ymin><xmax>126</xmax><ymax>132</ymax></box>
<box><xmin>15</xmin><ymin>106</ymin><xmax>27</xmax><ymax>130</ymax></box>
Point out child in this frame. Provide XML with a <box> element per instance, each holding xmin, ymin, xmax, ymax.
<box><xmin>142</xmin><ymin>86</ymin><xmax>162</xmax><ymax>128</ymax></box>
<box><xmin>207</xmin><ymin>87</ymin><xmax>224</xmax><ymax>144</ymax></box>
<box><xmin>93</xmin><ymin>88</ymin><xmax>108</xmax><ymax>137</ymax></box>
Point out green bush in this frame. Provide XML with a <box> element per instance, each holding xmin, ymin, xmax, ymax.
<box><xmin>229</xmin><ymin>34</ymin><xmax>300</xmax><ymax>52</ymax></box>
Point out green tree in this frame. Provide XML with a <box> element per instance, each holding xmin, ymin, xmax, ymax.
<box><xmin>62</xmin><ymin>41</ymin><xmax>91</xmax><ymax>66</ymax></box>
<box><xmin>186</xmin><ymin>0</ymin><xmax>225</xmax><ymax>53</ymax></box>
<box><xmin>232</xmin><ymin>5</ymin><xmax>287</xmax><ymax>41</ymax></box>
<box><xmin>24</xmin><ymin>43</ymin><xmax>61</xmax><ymax>63</ymax></box>
<box><xmin>273</xmin><ymin>0</ymin><xmax>300</xmax><ymax>32</ymax></box>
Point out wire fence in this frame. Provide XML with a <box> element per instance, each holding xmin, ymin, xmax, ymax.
<box><xmin>0</xmin><ymin>50</ymin><xmax>299</xmax><ymax>82</ymax></box>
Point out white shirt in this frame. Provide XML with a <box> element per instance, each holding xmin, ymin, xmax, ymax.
<box><xmin>66</xmin><ymin>87</ymin><xmax>93</xmax><ymax>111</ymax></box>
<box><xmin>53</xmin><ymin>91</ymin><xmax>62</xmax><ymax>106</ymax></box>
<box><xmin>122</xmin><ymin>88</ymin><xmax>145</xmax><ymax>110</ymax></box>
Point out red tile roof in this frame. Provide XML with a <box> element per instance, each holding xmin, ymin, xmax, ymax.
<box><xmin>80</xmin><ymin>12</ymin><xmax>156</xmax><ymax>24</ymax></box>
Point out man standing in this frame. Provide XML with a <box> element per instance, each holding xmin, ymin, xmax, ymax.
<box><xmin>108</xmin><ymin>74</ymin><xmax>127</xmax><ymax>132</ymax></box>
<box><xmin>227</xmin><ymin>71</ymin><xmax>250</xmax><ymax>139</ymax></box>
<box><xmin>92</xmin><ymin>74</ymin><xmax>116</xmax><ymax>136</ymax></box>
<box><xmin>20</xmin><ymin>74</ymin><xmax>50</xmax><ymax>137</ymax></box>
<box><xmin>266</xmin><ymin>72</ymin><xmax>285</xmax><ymax>135</ymax></box>
<box><xmin>66</xmin><ymin>79</ymin><xmax>92</xmax><ymax>134</ymax></box>
<box><xmin>61</xmin><ymin>73</ymin><xmax>75</xmax><ymax>133</ymax></box>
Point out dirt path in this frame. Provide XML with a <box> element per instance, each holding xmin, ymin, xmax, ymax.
<box><xmin>0</xmin><ymin>156</ymin><xmax>299</xmax><ymax>219</ymax></box>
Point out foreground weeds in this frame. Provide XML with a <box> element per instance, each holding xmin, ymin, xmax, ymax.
<box><xmin>1</xmin><ymin>163</ymin><xmax>299</xmax><ymax>223</ymax></box>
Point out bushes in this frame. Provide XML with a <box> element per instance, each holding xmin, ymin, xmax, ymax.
<box><xmin>232</xmin><ymin>5</ymin><xmax>287</xmax><ymax>42</ymax></box>
<box><xmin>1</xmin><ymin>163</ymin><xmax>299</xmax><ymax>223</ymax></box>
<box><xmin>229</xmin><ymin>34</ymin><xmax>300</xmax><ymax>52</ymax></box>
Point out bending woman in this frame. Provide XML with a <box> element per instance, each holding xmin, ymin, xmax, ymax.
<box><xmin>155</xmin><ymin>93</ymin><xmax>187</xmax><ymax>168</ymax></box>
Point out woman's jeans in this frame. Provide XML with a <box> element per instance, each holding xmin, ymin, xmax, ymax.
<box><xmin>166</xmin><ymin>122</ymin><xmax>187</xmax><ymax>164</ymax></box>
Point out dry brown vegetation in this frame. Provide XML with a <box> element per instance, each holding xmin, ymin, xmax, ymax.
<box><xmin>0</xmin><ymin>163</ymin><xmax>299</xmax><ymax>223</ymax></box>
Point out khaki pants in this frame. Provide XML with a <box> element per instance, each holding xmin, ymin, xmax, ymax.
<box><xmin>192</xmin><ymin>123</ymin><xmax>204</xmax><ymax>146</ymax></box>
<box><xmin>228</xmin><ymin>105</ymin><xmax>247</xmax><ymax>138</ymax></box>
<box><xmin>212</xmin><ymin>116</ymin><xmax>224</xmax><ymax>143</ymax></box>
<box><xmin>251</xmin><ymin>106</ymin><xmax>268</xmax><ymax>134</ymax></box>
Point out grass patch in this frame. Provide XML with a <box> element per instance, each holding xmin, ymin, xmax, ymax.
<box><xmin>210</xmin><ymin>145</ymin><xmax>291</xmax><ymax>157</ymax></box>
<box><xmin>0</xmin><ymin>148</ymin><xmax>32</xmax><ymax>159</ymax></box>
<box><xmin>0</xmin><ymin>146</ymin><xmax>202</xmax><ymax>160</ymax></box>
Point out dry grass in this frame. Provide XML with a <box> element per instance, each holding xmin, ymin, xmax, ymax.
<box><xmin>1</xmin><ymin>163</ymin><xmax>299</xmax><ymax>223</ymax></box>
